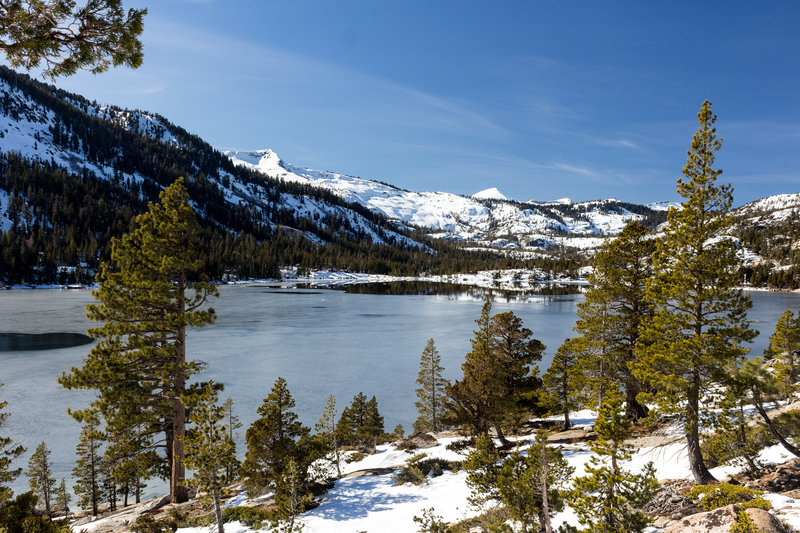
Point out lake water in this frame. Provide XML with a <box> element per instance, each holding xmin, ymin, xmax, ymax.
<box><xmin>1</xmin><ymin>284</ymin><xmax>799</xmax><ymax>498</ymax></box>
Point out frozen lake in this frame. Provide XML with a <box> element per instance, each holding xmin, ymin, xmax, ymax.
<box><xmin>1</xmin><ymin>284</ymin><xmax>799</xmax><ymax>498</ymax></box>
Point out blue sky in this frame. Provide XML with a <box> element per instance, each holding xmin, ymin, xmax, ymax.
<box><xmin>27</xmin><ymin>1</ymin><xmax>800</xmax><ymax>204</ymax></box>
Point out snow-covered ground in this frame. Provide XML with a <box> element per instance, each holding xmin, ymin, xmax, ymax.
<box><xmin>169</xmin><ymin>410</ymin><xmax>799</xmax><ymax>533</ymax></box>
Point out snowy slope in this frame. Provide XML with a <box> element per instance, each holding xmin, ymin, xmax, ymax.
<box><xmin>226</xmin><ymin>149</ymin><xmax>653</xmax><ymax>243</ymax></box>
<box><xmin>0</xmin><ymin>73</ymin><xmax>421</xmax><ymax>250</ymax></box>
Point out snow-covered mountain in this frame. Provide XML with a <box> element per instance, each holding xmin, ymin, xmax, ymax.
<box><xmin>2</xmin><ymin>64</ymin><xmax>799</xmax><ymax>280</ymax></box>
<box><xmin>226</xmin><ymin>149</ymin><xmax>665</xmax><ymax>247</ymax></box>
<box><xmin>0</xmin><ymin>68</ymin><xmax>420</xmax><ymax>253</ymax></box>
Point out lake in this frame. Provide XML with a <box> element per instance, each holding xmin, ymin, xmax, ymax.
<box><xmin>1</xmin><ymin>284</ymin><xmax>799</xmax><ymax>498</ymax></box>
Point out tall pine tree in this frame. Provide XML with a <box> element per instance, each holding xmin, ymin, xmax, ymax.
<box><xmin>634</xmin><ymin>101</ymin><xmax>756</xmax><ymax>484</ymax></box>
<box><xmin>414</xmin><ymin>338</ymin><xmax>448</xmax><ymax>434</ymax></box>
<box><xmin>26</xmin><ymin>441</ymin><xmax>56</xmax><ymax>515</ymax></box>
<box><xmin>73</xmin><ymin>418</ymin><xmax>105</xmax><ymax>516</ymax></box>
<box><xmin>240</xmin><ymin>378</ymin><xmax>309</xmax><ymax>496</ymax></box>
<box><xmin>183</xmin><ymin>382</ymin><xmax>236</xmax><ymax>533</ymax></box>
<box><xmin>59</xmin><ymin>178</ymin><xmax>218</xmax><ymax>503</ymax></box>
<box><xmin>573</xmin><ymin>221</ymin><xmax>654</xmax><ymax>419</ymax></box>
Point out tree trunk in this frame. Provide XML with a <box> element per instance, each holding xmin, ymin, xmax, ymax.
<box><xmin>625</xmin><ymin>379</ymin><xmax>649</xmax><ymax>421</ymax></box>
<box><xmin>755</xmin><ymin>403</ymin><xmax>800</xmax><ymax>457</ymax></box>
<box><xmin>212</xmin><ymin>471</ymin><xmax>225</xmax><ymax>533</ymax></box>
<box><xmin>686</xmin><ymin>396</ymin><xmax>716</xmax><ymax>484</ymax></box>
<box><xmin>540</xmin><ymin>442</ymin><xmax>553</xmax><ymax>533</ymax></box>
<box><xmin>171</xmin><ymin>281</ymin><xmax>188</xmax><ymax>504</ymax></box>
<box><xmin>563</xmin><ymin>407</ymin><xmax>571</xmax><ymax>431</ymax></box>
<box><xmin>494</xmin><ymin>425</ymin><xmax>511</xmax><ymax>448</ymax></box>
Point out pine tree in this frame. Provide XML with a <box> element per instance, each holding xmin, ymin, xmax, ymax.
<box><xmin>337</xmin><ymin>392</ymin><xmax>384</xmax><ymax>446</ymax></box>
<box><xmin>59</xmin><ymin>178</ymin><xmax>218</xmax><ymax>503</ymax></box>
<box><xmin>414</xmin><ymin>338</ymin><xmax>448</xmax><ymax>434</ymax></box>
<box><xmin>27</xmin><ymin>441</ymin><xmax>56</xmax><ymax>515</ymax></box>
<box><xmin>272</xmin><ymin>457</ymin><xmax>312</xmax><ymax>533</ymax></box>
<box><xmin>364</xmin><ymin>395</ymin><xmax>385</xmax><ymax>440</ymax></box>
<box><xmin>444</xmin><ymin>302</ymin><xmax>544</xmax><ymax>444</ymax></box>
<box><xmin>574</xmin><ymin>221</ymin><xmax>654</xmax><ymax>419</ymax></box>
<box><xmin>73</xmin><ymin>419</ymin><xmax>105</xmax><ymax>516</ymax></box>
<box><xmin>0</xmin><ymin>0</ymin><xmax>146</xmax><ymax>77</ymax></box>
<box><xmin>220</xmin><ymin>396</ymin><xmax>242</xmax><ymax>481</ymax></box>
<box><xmin>314</xmin><ymin>395</ymin><xmax>341</xmax><ymax>479</ymax></box>
<box><xmin>568</xmin><ymin>389</ymin><xmax>658</xmax><ymax>533</ymax></box>
<box><xmin>464</xmin><ymin>431</ymin><xmax>572</xmax><ymax>533</ymax></box>
<box><xmin>54</xmin><ymin>478</ymin><xmax>70</xmax><ymax>517</ymax></box>
<box><xmin>764</xmin><ymin>309</ymin><xmax>800</xmax><ymax>398</ymax></box>
<box><xmin>0</xmin><ymin>383</ymin><xmax>25</xmax><ymax>504</ymax></box>
<box><xmin>240</xmin><ymin>378</ymin><xmax>309</xmax><ymax>496</ymax></box>
<box><xmin>633</xmin><ymin>101</ymin><xmax>756</xmax><ymax>484</ymax></box>
<box><xmin>542</xmin><ymin>338</ymin><xmax>582</xmax><ymax>430</ymax></box>
<box><xmin>183</xmin><ymin>382</ymin><xmax>236</xmax><ymax>533</ymax></box>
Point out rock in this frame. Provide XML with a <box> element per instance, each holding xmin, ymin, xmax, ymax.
<box><xmin>547</xmin><ymin>429</ymin><xmax>596</xmax><ymax>444</ymax></box>
<box><xmin>653</xmin><ymin>516</ymin><xmax>671</xmax><ymax>528</ymax></box>
<box><xmin>406</xmin><ymin>432</ymin><xmax>438</xmax><ymax>449</ymax></box>
<box><xmin>468</xmin><ymin>527</ymin><xmax>486</xmax><ymax>533</ymax></box>
<box><xmin>138</xmin><ymin>494</ymin><xmax>171</xmax><ymax>513</ymax></box>
<box><xmin>745</xmin><ymin>508</ymin><xmax>789</xmax><ymax>533</ymax></box>
<box><xmin>662</xmin><ymin>504</ymin><xmax>738</xmax><ymax>533</ymax></box>
<box><xmin>662</xmin><ymin>504</ymin><xmax>789</xmax><ymax>533</ymax></box>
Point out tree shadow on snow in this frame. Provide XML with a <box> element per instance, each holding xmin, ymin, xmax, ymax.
<box><xmin>306</xmin><ymin>475</ymin><xmax>423</xmax><ymax>521</ymax></box>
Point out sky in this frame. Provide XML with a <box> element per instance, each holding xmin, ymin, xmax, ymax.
<box><xmin>15</xmin><ymin>1</ymin><xmax>800</xmax><ymax>205</ymax></box>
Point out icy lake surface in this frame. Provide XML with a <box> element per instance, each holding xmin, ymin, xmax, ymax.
<box><xmin>1</xmin><ymin>284</ymin><xmax>799</xmax><ymax>497</ymax></box>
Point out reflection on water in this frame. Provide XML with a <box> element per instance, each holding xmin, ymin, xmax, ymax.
<box><xmin>0</xmin><ymin>332</ymin><xmax>93</xmax><ymax>351</ymax></box>
<box><xmin>303</xmin><ymin>280</ymin><xmax>584</xmax><ymax>299</ymax></box>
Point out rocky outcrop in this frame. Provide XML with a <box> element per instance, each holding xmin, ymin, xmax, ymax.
<box><xmin>742</xmin><ymin>458</ymin><xmax>800</xmax><ymax>493</ymax></box>
<box><xmin>407</xmin><ymin>432</ymin><xmax>439</xmax><ymax>449</ymax></box>
<box><xmin>661</xmin><ymin>504</ymin><xmax>788</xmax><ymax>533</ymax></box>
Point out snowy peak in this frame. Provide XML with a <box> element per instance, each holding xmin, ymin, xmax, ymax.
<box><xmin>225</xmin><ymin>149</ymin><xmax>668</xmax><ymax>244</ymax></box>
<box><xmin>472</xmin><ymin>187</ymin><xmax>508</xmax><ymax>201</ymax></box>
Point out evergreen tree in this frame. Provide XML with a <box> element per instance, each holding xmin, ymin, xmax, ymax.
<box><xmin>272</xmin><ymin>457</ymin><xmax>312</xmax><ymax>533</ymax></box>
<box><xmin>0</xmin><ymin>0</ymin><xmax>146</xmax><ymax>77</ymax></box>
<box><xmin>542</xmin><ymin>338</ymin><xmax>582</xmax><ymax>430</ymax></box>
<box><xmin>764</xmin><ymin>309</ymin><xmax>800</xmax><ymax>398</ymax></box>
<box><xmin>633</xmin><ymin>101</ymin><xmax>756</xmax><ymax>484</ymax></box>
<box><xmin>568</xmin><ymin>389</ymin><xmax>658</xmax><ymax>533</ymax></box>
<box><xmin>464</xmin><ymin>431</ymin><xmax>572</xmax><ymax>533</ymax></box>
<box><xmin>337</xmin><ymin>392</ymin><xmax>384</xmax><ymax>446</ymax></box>
<box><xmin>183</xmin><ymin>382</ymin><xmax>236</xmax><ymax>533</ymax></box>
<box><xmin>0</xmin><ymin>383</ymin><xmax>25</xmax><ymax>504</ymax></box>
<box><xmin>54</xmin><ymin>478</ymin><xmax>71</xmax><ymax>517</ymax></box>
<box><xmin>314</xmin><ymin>395</ymin><xmax>341</xmax><ymax>479</ymax></box>
<box><xmin>26</xmin><ymin>441</ymin><xmax>56</xmax><ymax>515</ymax></box>
<box><xmin>220</xmin><ymin>396</ymin><xmax>242</xmax><ymax>480</ymax></box>
<box><xmin>444</xmin><ymin>302</ymin><xmax>544</xmax><ymax>444</ymax></box>
<box><xmin>59</xmin><ymin>178</ymin><xmax>218</xmax><ymax>503</ymax></box>
<box><xmin>240</xmin><ymin>378</ymin><xmax>309</xmax><ymax>496</ymax></box>
<box><xmin>414</xmin><ymin>338</ymin><xmax>448</xmax><ymax>434</ymax></box>
<box><xmin>73</xmin><ymin>418</ymin><xmax>105</xmax><ymax>516</ymax></box>
<box><xmin>574</xmin><ymin>221</ymin><xmax>654</xmax><ymax>419</ymax></box>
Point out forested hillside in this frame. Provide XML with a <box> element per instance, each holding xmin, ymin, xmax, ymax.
<box><xmin>0</xmin><ymin>67</ymin><xmax>534</xmax><ymax>284</ymax></box>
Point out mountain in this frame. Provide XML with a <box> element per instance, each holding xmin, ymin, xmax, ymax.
<box><xmin>0</xmin><ymin>67</ymin><xmax>516</xmax><ymax>285</ymax></box>
<box><xmin>472</xmin><ymin>187</ymin><xmax>508</xmax><ymax>201</ymax></box>
<box><xmin>226</xmin><ymin>149</ymin><xmax>667</xmax><ymax>247</ymax></box>
<box><xmin>1</xmin><ymin>65</ymin><xmax>799</xmax><ymax>287</ymax></box>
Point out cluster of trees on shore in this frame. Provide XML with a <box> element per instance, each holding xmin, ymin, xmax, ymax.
<box><xmin>2</xmin><ymin>102</ymin><xmax>800</xmax><ymax>533</ymax></box>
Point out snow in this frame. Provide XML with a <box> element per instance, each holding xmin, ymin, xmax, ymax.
<box><xmin>225</xmin><ymin>149</ymin><xmax>656</xmax><ymax>245</ymax></box>
<box><xmin>472</xmin><ymin>187</ymin><xmax>508</xmax><ymax>201</ymax></box>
